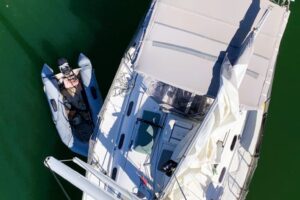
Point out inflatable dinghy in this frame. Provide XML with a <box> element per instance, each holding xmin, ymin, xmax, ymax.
<box><xmin>41</xmin><ymin>53</ymin><xmax>102</xmax><ymax>156</ymax></box>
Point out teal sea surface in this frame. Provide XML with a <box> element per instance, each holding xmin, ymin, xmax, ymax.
<box><xmin>0</xmin><ymin>1</ymin><xmax>299</xmax><ymax>199</ymax></box>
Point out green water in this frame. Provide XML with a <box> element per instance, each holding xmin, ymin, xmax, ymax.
<box><xmin>0</xmin><ymin>1</ymin><xmax>298</xmax><ymax>199</ymax></box>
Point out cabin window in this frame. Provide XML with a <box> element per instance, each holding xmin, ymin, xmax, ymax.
<box><xmin>127</xmin><ymin>101</ymin><xmax>134</xmax><ymax>116</ymax></box>
<box><xmin>111</xmin><ymin>167</ymin><xmax>118</xmax><ymax>181</ymax></box>
<box><xmin>50</xmin><ymin>99</ymin><xmax>57</xmax><ymax>112</ymax></box>
<box><xmin>118</xmin><ymin>134</ymin><xmax>125</xmax><ymax>149</ymax></box>
<box><xmin>90</xmin><ymin>86</ymin><xmax>97</xmax><ymax>99</ymax></box>
<box><xmin>230</xmin><ymin>135</ymin><xmax>238</xmax><ymax>151</ymax></box>
<box><xmin>219</xmin><ymin>167</ymin><xmax>226</xmax><ymax>183</ymax></box>
<box><xmin>145</xmin><ymin>80</ymin><xmax>214</xmax><ymax>118</ymax></box>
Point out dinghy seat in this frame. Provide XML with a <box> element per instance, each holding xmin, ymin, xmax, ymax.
<box><xmin>134</xmin><ymin>110</ymin><xmax>161</xmax><ymax>155</ymax></box>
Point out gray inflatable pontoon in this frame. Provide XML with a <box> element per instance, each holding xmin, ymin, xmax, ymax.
<box><xmin>41</xmin><ymin>53</ymin><xmax>103</xmax><ymax>156</ymax></box>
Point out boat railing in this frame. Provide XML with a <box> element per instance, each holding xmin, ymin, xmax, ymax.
<box><xmin>238</xmin><ymin>156</ymin><xmax>259</xmax><ymax>200</ymax></box>
<box><xmin>130</xmin><ymin>0</ymin><xmax>157</xmax><ymax>64</ymax></box>
<box><xmin>271</xmin><ymin>0</ymin><xmax>291</xmax><ymax>8</ymax></box>
<box><xmin>224</xmin><ymin>147</ymin><xmax>259</xmax><ymax>200</ymax></box>
<box><xmin>233</xmin><ymin>108</ymin><xmax>269</xmax><ymax>199</ymax></box>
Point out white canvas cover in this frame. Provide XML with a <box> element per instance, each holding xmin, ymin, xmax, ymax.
<box><xmin>135</xmin><ymin>0</ymin><xmax>289</xmax><ymax>108</ymax></box>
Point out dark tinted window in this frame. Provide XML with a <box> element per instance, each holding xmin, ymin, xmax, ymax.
<box><xmin>111</xmin><ymin>168</ymin><xmax>118</xmax><ymax>180</ymax></box>
<box><xmin>118</xmin><ymin>134</ymin><xmax>125</xmax><ymax>149</ymax></box>
<box><xmin>230</xmin><ymin>135</ymin><xmax>237</xmax><ymax>151</ymax></box>
<box><xmin>127</xmin><ymin>101</ymin><xmax>134</xmax><ymax>116</ymax></box>
<box><xmin>219</xmin><ymin>167</ymin><xmax>226</xmax><ymax>183</ymax></box>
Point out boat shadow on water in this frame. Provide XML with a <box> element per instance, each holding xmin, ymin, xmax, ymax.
<box><xmin>69</xmin><ymin>0</ymin><xmax>151</xmax><ymax>94</ymax></box>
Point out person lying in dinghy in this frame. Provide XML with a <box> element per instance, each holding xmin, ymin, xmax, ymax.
<box><xmin>57</xmin><ymin>58</ymin><xmax>93</xmax><ymax>142</ymax></box>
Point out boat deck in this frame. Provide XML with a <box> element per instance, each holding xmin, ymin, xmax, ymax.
<box><xmin>89</xmin><ymin>71</ymin><xmax>202</xmax><ymax>198</ymax></box>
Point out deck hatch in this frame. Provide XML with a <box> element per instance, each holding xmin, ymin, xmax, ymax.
<box><xmin>158</xmin><ymin>150</ymin><xmax>173</xmax><ymax>171</ymax></box>
<box><xmin>133</xmin><ymin>111</ymin><xmax>161</xmax><ymax>155</ymax></box>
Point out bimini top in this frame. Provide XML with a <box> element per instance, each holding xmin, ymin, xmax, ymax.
<box><xmin>135</xmin><ymin>0</ymin><xmax>289</xmax><ymax>108</ymax></box>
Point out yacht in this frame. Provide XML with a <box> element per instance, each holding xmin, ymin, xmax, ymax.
<box><xmin>44</xmin><ymin>0</ymin><xmax>291</xmax><ymax>199</ymax></box>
